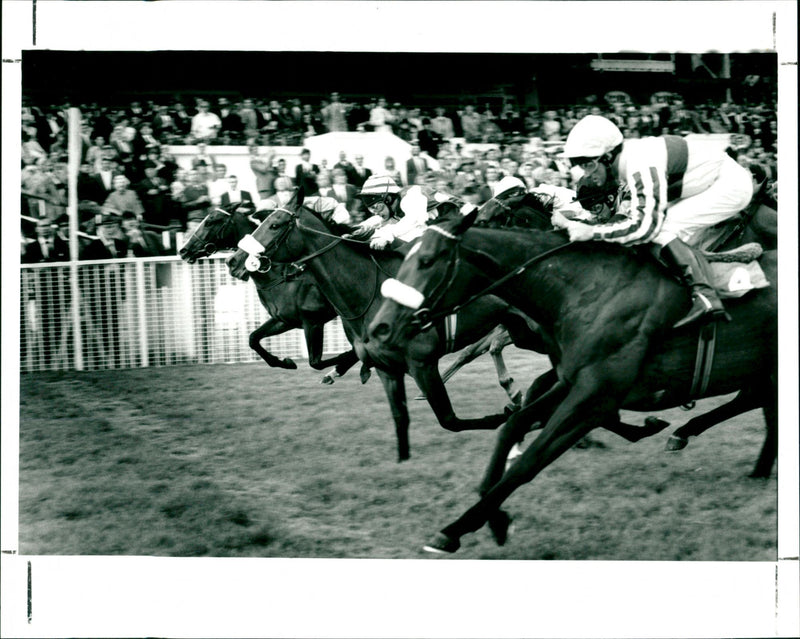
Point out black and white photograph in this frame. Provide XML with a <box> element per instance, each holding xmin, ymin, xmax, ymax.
<box><xmin>2</xmin><ymin>1</ymin><xmax>798</xmax><ymax>637</ymax></box>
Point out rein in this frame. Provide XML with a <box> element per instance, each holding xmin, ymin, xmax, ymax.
<box><xmin>257</xmin><ymin>206</ymin><xmax>380</xmax><ymax>322</ymax></box>
<box><xmin>412</xmin><ymin>232</ymin><xmax>572</xmax><ymax>330</ymax></box>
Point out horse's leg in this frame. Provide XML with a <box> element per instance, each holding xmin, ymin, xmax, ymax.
<box><xmin>440</xmin><ymin>332</ymin><xmax>493</xmax><ymax>384</ymax></box>
<box><xmin>414</xmin><ymin>332</ymin><xmax>492</xmax><ymax>400</ymax></box>
<box><xmin>249</xmin><ymin>318</ymin><xmax>298</xmax><ymax>369</ymax></box>
<box><xmin>426</xmin><ymin>376</ymin><xmax>615</xmax><ymax>554</ymax></box>
<box><xmin>413</xmin><ymin>363</ymin><xmax>509</xmax><ymax>432</ymax></box>
<box><xmin>488</xmin><ymin>329</ymin><xmax>521</xmax><ymax>405</ymax></box>
<box><xmin>375</xmin><ymin>368</ymin><xmax>410</xmax><ymax>462</ymax></box>
<box><xmin>602</xmin><ymin>417</ymin><xmax>671</xmax><ymax>443</ymax></box>
<box><xmin>749</xmin><ymin>377</ymin><xmax>777</xmax><ymax>479</ymax></box>
<box><xmin>665</xmin><ymin>388</ymin><xmax>760</xmax><ymax>451</ymax></box>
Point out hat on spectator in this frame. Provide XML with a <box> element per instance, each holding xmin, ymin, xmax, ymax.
<box><xmin>563</xmin><ymin>115</ymin><xmax>623</xmax><ymax>160</ymax></box>
<box><xmin>356</xmin><ymin>175</ymin><xmax>401</xmax><ymax>198</ymax></box>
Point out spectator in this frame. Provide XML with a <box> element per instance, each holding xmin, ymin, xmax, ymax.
<box><xmin>150</xmin><ymin>104</ymin><xmax>175</xmax><ymax>142</ymax></box>
<box><xmin>109</xmin><ymin>124</ymin><xmax>135</xmax><ymax>173</ymax></box>
<box><xmin>406</xmin><ymin>141</ymin><xmax>429</xmax><ymax>187</ymax></box>
<box><xmin>239</xmin><ymin>98</ymin><xmax>262</xmax><ymax>141</ymax></box>
<box><xmin>22</xmin><ymin>217</ymin><xmax>70</xmax><ymax>263</ymax></box>
<box><xmin>190</xmin><ymin>100</ymin><xmax>221</xmax><ymax>142</ymax></box>
<box><xmin>249</xmin><ymin>144</ymin><xmax>277</xmax><ymax>199</ymax></box>
<box><xmin>431</xmin><ymin>107</ymin><xmax>455</xmax><ymax>141</ymax></box>
<box><xmin>216</xmin><ymin>97</ymin><xmax>244</xmax><ymax>143</ymax></box>
<box><xmin>541</xmin><ymin>111</ymin><xmax>562</xmax><ymax>141</ymax></box>
<box><xmin>104</xmin><ymin>174</ymin><xmax>144</xmax><ymax>219</ymax></box>
<box><xmin>383</xmin><ymin>156</ymin><xmax>403</xmax><ymax>186</ymax></box>
<box><xmin>22</xmin><ymin>130</ymin><xmax>47</xmax><ymax>166</ymax></box>
<box><xmin>182</xmin><ymin>169</ymin><xmax>212</xmax><ymax>233</ymax></box>
<box><xmin>81</xmin><ymin>213</ymin><xmax>128</xmax><ymax>259</ymax></box>
<box><xmin>330</xmin><ymin>168</ymin><xmax>359</xmax><ymax>212</ymax></box>
<box><xmin>460</xmin><ymin>105</ymin><xmax>482</xmax><ymax>143</ymax></box>
<box><xmin>351</xmin><ymin>153</ymin><xmax>372</xmax><ymax>188</ymax></box>
<box><xmin>170</xmin><ymin>101</ymin><xmax>193</xmax><ymax>138</ymax></box>
<box><xmin>417</xmin><ymin>118</ymin><xmax>443</xmax><ymax>158</ymax></box>
<box><xmin>220</xmin><ymin>175</ymin><xmax>253</xmax><ymax>207</ymax></box>
<box><xmin>121</xmin><ymin>211</ymin><xmax>164</xmax><ymax>257</ymax></box>
<box><xmin>294</xmin><ymin>148</ymin><xmax>320</xmax><ymax>195</ymax></box>
<box><xmin>313</xmin><ymin>171</ymin><xmax>334</xmax><ymax>198</ymax></box>
<box><xmin>368</xmin><ymin>97</ymin><xmax>394</xmax><ymax>132</ymax></box>
<box><xmin>134</xmin><ymin>160</ymin><xmax>171</xmax><ymax>228</ymax></box>
<box><xmin>207</xmin><ymin>163</ymin><xmax>229</xmax><ymax>206</ymax></box>
<box><xmin>274</xmin><ymin>157</ymin><xmax>293</xmax><ymax>185</ymax></box>
<box><xmin>321</xmin><ymin>92</ymin><xmax>348</xmax><ymax>132</ymax></box>
<box><xmin>333</xmin><ymin>150</ymin><xmax>358</xmax><ymax>185</ymax></box>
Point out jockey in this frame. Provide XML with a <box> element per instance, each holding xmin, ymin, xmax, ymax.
<box><xmin>352</xmin><ymin>174</ymin><xmax>475</xmax><ymax>249</ymax></box>
<box><xmin>557</xmin><ymin>115</ymin><xmax>753</xmax><ymax>327</ymax></box>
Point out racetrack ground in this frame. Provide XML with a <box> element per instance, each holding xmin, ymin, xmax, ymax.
<box><xmin>18</xmin><ymin>348</ymin><xmax>776</xmax><ymax>559</ymax></box>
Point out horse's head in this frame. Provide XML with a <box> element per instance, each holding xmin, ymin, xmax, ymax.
<box><xmin>368</xmin><ymin>207</ymin><xmax>481</xmax><ymax>349</ymax></box>
<box><xmin>476</xmin><ymin>190</ymin><xmax>554</xmax><ymax>230</ymax></box>
<box><xmin>226</xmin><ymin>190</ymin><xmax>306</xmax><ymax>280</ymax></box>
<box><xmin>179</xmin><ymin>201</ymin><xmax>257</xmax><ymax>263</ymax></box>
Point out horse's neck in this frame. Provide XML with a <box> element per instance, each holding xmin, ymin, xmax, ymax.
<box><xmin>299</xmin><ymin>223</ymin><xmax>393</xmax><ymax>328</ymax></box>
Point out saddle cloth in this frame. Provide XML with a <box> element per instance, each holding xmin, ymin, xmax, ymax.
<box><xmin>704</xmin><ymin>243</ymin><xmax>770</xmax><ymax>299</ymax></box>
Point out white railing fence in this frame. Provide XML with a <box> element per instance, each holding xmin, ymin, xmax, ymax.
<box><xmin>19</xmin><ymin>255</ymin><xmax>351</xmax><ymax>373</ymax></box>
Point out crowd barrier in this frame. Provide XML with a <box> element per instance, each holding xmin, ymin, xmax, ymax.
<box><xmin>19</xmin><ymin>255</ymin><xmax>351</xmax><ymax>373</ymax></box>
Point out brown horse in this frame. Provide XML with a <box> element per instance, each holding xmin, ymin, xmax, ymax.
<box><xmin>179</xmin><ymin>203</ymin><xmax>360</xmax><ymax>380</ymax></box>
<box><xmin>225</xmin><ymin>191</ymin><xmax>554</xmax><ymax>462</ymax></box>
<box><xmin>368</xmin><ymin>208</ymin><xmax>777</xmax><ymax>553</ymax></box>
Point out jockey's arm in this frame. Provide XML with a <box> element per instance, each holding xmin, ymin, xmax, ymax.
<box><xmin>561</xmin><ymin>162</ymin><xmax>667</xmax><ymax>245</ymax></box>
<box><xmin>303</xmin><ymin>195</ymin><xmax>352</xmax><ymax>225</ymax></box>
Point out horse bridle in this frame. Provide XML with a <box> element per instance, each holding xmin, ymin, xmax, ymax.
<box><xmin>409</xmin><ymin>227</ymin><xmax>572</xmax><ymax>332</ymax></box>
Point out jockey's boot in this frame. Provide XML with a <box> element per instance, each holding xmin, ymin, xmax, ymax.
<box><xmin>661</xmin><ymin>239</ymin><xmax>731</xmax><ymax>328</ymax></box>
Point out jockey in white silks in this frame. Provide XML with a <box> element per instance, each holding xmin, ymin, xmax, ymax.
<box><xmin>555</xmin><ymin>115</ymin><xmax>753</xmax><ymax>327</ymax></box>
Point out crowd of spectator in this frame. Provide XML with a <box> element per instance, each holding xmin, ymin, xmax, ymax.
<box><xmin>20</xmin><ymin>91</ymin><xmax>778</xmax><ymax>263</ymax></box>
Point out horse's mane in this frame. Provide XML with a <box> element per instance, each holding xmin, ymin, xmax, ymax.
<box><xmin>475</xmin><ymin>190</ymin><xmax>556</xmax><ymax>231</ymax></box>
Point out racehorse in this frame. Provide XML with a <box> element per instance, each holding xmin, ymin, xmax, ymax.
<box><xmin>225</xmin><ymin>190</ymin><xmax>555</xmax><ymax>463</ymax></box>
<box><xmin>368</xmin><ymin>208</ymin><xmax>777</xmax><ymax>553</ymax></box>
<box><xmin>179</xmin><ymin>203</ymin><xmax>360</xmax><ymax>382</ymax></box>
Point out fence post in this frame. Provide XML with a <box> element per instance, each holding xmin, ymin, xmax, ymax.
<box><xmin>67</xmin><ymin>108</ymin><xmax>84</xmax><ymax>371</ymax></box>
<box><xmin>135</xmin><ymin>260</ymin><xmax>149</xmax><ymax>367</ymax></box>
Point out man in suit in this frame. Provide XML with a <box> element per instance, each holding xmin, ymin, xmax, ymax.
<box><xmin>22</xmin><ymin>217</ymin><xmax>70</xmax><ymax>263</ymax></box>
<box><xmin>294</xmin><ymin>148</ymin><xmax>320</xmax><ymax>194</ymax></box>
<box><xmin>351</xmin><ymin>154</ymin><xmax>372</xmax><ymax>188</ymax></box>
<box><xmin>21</xmin><ymin>218</ymin><xmax>71</xmax><ymax>368</ymax></box>
<box><xmin>330</xmin><ymin>168</ymin><xmax>359</xmax><ymax>213</ymax></box>
<box><xmin>405</xmin><ymin>141</ymin><xmax>429</xmax><ymax>186</ymax></box>
<box><xmin>88</xmin><ymin>157</ymin><xmax>120</xmax><ymax>205</ymax></box>
<box><xmin>121</xmin><ymin>211</ymin><xmax>164</xmax><ymax>257</ymax></box>
<box><xmin>79</xmin><ymin>214</ymin><xmax>128</xmax><ymax>367</ymax></box>
<box><xmin>333</xmin><ymin>150</ymin><xmax>359</xmax><ymax>185</ymax></box>
<box><xmin>134</xmin><ymin>161</ymin><xmax>171</xmax><ymax>228</ymax></box>
<box><xmin>220</xmin><ymin>175</ymin><xmax>253</xmax><ymax>207</ymax></box>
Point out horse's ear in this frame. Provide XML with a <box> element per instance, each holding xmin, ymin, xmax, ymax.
<box><xmin>454</xmin><ymin>206</ymin><xmax>479</xmax><ymax>235</ymax></box>
<box><xmin>296</xmin><ymin>186</ymin><xmax>305</xmax><ymax>208</ymax></box>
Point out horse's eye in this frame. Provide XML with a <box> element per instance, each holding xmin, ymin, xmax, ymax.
<box><xmin>418</xmin><ymin>254</ymin><xmax>435</xmax><ymax>268</ymax></box>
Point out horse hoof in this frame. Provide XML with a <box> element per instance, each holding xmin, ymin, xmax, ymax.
<box><xmin>359</xmin><ymin>367</ymin><xmax>372</xmax><ymax>384</ymax></box>
<box><xmin>320</xmin><ymin>375</ymin><xmax>334</xmax><ymax>385</ymax></box>
<box><xmin>423</xmin><ymin>533</ymin><xmax>460</xmax><ymax>554</ymax></box>
<box><xmin>665</xmin><ymin>435</ymin><xmax>689</xmax><ymax>451</ymax></box>
<box><xmin>510</xmin><ymin>390</ymin><xmax>523</xmax><ymax>406</ymax></box>
<box><xmin>645</xmin><ymin>417</ymin><xmax>670</xmax><ymax>432</ymax></box>
<box><xmin>414</xmin><ymin>394</ymin><xmax>427</xmax><ymax>401</ymax></box>
<box><xmin>283</xmin><ymin>358</ymin><xmax>298</xmax><ymax>370</ymax></box>
<box><xmin>488</xmin><ymin>510</ymin><xmax>512</xmax><ymax>546</ymax></box>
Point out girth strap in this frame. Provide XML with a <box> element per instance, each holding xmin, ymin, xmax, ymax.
<box><xmin>689</xmin><ymin>322</ymin><xmax>717</xmax><ymax>399</ymax></box>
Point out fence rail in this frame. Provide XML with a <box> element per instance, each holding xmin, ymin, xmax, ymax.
<box><xmin>19</xmin><ymin>255</ymin><xmax>351</xmax><ymax>373</ymax></box>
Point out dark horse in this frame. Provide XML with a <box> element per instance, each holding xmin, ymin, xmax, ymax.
<box><xmin>225</xmin><ymin>191</ymin><xmax>553</xmax><ymax>463</ymax></box>
<box><xmin>469</xmin><ymin>188</ymin><xmax>778</xmax><ymax>458</ymax></box>
<box><xmin>368</xmin><ymin>208</ymin><xmax>777</xmax><ymax>553</ymax></box>
<box><xmin>179</xmin><ymin>203</ymin><xmax>360</xmax><ymax>381</ymax></box>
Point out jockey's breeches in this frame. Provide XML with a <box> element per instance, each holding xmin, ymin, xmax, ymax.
<box><xmin>654</xmin><ymin>156</ymin><xmax>754</xmax><ymax>247</ymax></box>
